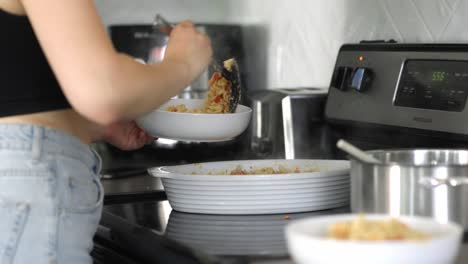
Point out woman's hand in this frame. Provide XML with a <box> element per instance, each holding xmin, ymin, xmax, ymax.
<box><xmin>101</xmin><ymin>121</ymin><xmax>155</xmax><ymax>151</ymax></box>
<box><xmin>164</xmin><ymin>20</ymin><xmax>213</xmax><ymax>85</ymax></box>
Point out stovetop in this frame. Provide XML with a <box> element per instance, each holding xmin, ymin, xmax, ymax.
<box><xmin>94</xmin><ymin>171</ymin><xmax>468</xmax><ymax>264</ymax></box>
<box><xmin>93</xmin><ymin>122</ymin><xmax>468</xmax><ymax>264</ymax></box>
<box><xmin>95</xmin><ymin>186</ymin><xmax>468</xmax><ymax>264</ymax></box>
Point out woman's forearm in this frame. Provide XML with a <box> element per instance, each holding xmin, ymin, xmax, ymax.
<box><xmin>68</xmin><ymin>53</ymin><xmax>192</xmax><ymax>125</ymax></box>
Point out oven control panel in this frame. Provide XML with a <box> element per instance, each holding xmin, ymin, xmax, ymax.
<box><xmin>326</xmin><ymin>44</ymin><xmax>468</xmax><ymax>135</ymax></box>
<box><xmin>394</xmin><ymin>60</ymin><xmax>468</xmax><ymax>112</ymax></box>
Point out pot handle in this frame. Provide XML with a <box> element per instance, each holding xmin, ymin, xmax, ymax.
<box><xmin>419</xmin><ymin>176</ymin><xmax>468</xmax><ymax>188</ymax></box>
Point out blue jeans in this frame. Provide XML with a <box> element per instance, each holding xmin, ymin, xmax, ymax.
<box><xmin>0</xmin><ymin>124</ymin><xmax>103</xmax><ymax>264</ymax></box>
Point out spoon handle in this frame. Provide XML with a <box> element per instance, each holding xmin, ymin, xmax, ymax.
<box><xmin>153</xmin><ymin>14</ymin><xmax>174</xmax><ymax>34</ymax></box>
<box><xmin>336</xmin><ymin>139</ymin><xmax>380</xmax><ymax>163</ymax></box>
<box><xmin>153</xmin><ymin>14</ymin><xmax>225</xmax><ymax>73</ymax></box>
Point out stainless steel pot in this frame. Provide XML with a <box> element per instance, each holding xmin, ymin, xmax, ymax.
<box><xmin>351</xmin><ymin>149</ymin><xmax>468</xmax><ymax>228</ymax></box>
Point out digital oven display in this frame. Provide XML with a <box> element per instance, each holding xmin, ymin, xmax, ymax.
<box><xmin>394</xmin><ymin>60</ymin><xmax>468</xmax><ymax>112</ymax></box>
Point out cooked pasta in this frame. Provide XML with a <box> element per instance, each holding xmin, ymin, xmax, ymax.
<box><xmin>203</xmin><ymin>72</ymin><xmax>231</xmax><ymax>113</ymax></box>
<box><xmin>229</xmin><ymin>165</ymin><xmax>302</xmax><ymax>175</ymax></box>
<box><xmin>327</xmin><ymin>215</ymin><xmax>430</xmax><ymax>241</ymax></box>
<box><xmin>166</xmin><ymin>104</ymin><xmax>204</xmax><ymax>113</ymax></box>
<box><xmin>190</xmin><ymin>165</ymin><xmax>319</xmax><ymax>175</ymax></box>
<box><xmin>165</xmin><ymin>63</ymin><xmax>232</xmax><ymax>114</ymax></box>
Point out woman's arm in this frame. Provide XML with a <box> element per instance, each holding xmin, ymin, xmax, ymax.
<box><xmin>20</xmin><ymin>0</ymin><xmax>212</xmax><ymax>125</ymax></box>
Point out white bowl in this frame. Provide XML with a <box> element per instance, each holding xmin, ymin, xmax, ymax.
<box><xmin>136</xmin><ymin>98</ymin><xmax>252</xmax><ymax>142</ymax></box>
<box><xmin>285</xmin><ymin>214</ymin><xmax>463</xmax><ymax>264</ymax></box>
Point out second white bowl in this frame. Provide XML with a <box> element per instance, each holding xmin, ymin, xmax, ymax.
<box><xmin>285</xmin><ymin>214</ymin><xmax>463</xmax><ymax>264</ymax></box>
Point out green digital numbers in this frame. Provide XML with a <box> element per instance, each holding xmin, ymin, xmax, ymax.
<box><xmin>432</xmin><ymin>71</ymin><xmax>446</xmax><ymax>81</ymax></box>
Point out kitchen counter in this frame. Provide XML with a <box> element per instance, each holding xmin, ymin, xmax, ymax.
<box><xmin>99</xmin><ymin>172</ymin><xmax>468</xmax><ymax>264</ymax></box>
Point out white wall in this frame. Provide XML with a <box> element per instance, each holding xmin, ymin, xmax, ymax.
<box><xmin>95</xmin><ymin>0</ymin><xmax>468</xmax><ymax>90</ymax></box>
<box><xmin>94</xmin><ymin>0</ymin><xmax>257</xmax><ymax>25</ymax></box>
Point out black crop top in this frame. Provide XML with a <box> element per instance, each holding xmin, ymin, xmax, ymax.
<box><xmin>0</xmin><ymin>9</ymin><xmax>70</xmax><ymax>117</ymax></box>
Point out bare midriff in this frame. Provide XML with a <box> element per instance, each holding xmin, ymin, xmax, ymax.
<box><xmin>0</xmin><ymin>109</ymin><xmax>104</xmax><ymax>144</ymax></box>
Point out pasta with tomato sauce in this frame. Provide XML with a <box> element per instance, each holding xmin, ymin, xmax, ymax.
<box><xmin>190</xmin><ymin>165</ymin><xmax>319</xmax><ymax>175</ymax></box>
<box><xmin>166</xmin><ymin>62</ymin><xmax>233</xmax><ymax>114</ymax></box>
<box><xmin>203</xmin><ymin>72</ymin><xmax>231</xmax><ymax>113</ymax></box>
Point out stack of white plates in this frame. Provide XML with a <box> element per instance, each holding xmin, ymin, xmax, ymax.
<box><xmin>165</xmin><ymin>211</ymin><xmax>291</xmax><ymax>256</ymax></box>
<box><xmin>165</xmin><ymin>209</ymin><xmax>349</xmax><ymax>256</ymax></box>
<box><xmin>149</xmin><ymin>159</ymin><xmax>350</xmax><ymax>215</ymax></box>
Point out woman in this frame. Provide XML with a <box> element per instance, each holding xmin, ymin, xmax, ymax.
<box><xmin>0</xmin><ymin>0</ymin><xmax>212</xmax><ymax>263</ymax></box>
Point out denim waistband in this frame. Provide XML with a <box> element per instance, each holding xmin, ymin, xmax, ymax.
<box><xmin>0</xmin><ymin>123</ymin><xmax>100</xmax><ymax>172</ymax></box>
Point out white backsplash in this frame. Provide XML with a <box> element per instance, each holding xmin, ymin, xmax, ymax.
<box><xmin>94</xmin><ymin>0</ymin><xmax>256</xmax><ymax>25</ymax></box>
<box><xmin>95</xmin><ymin>0</ymin><xmax>468</xmax><ymax>90</ymax></box>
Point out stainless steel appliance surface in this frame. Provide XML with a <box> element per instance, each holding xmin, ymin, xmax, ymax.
<box><xmin>351</xmin><ymin>149</ymin><xmax>468</xmax><ymax>228</ymax></box>
<box><xmin>248</xmin><ymin>88</ymin><xmax>333</xmax><ymax>160</ymax></box>
<box><xmin>94</xmin><ymin>43</ymin><xmax>468</xmax><ymax>264</ymax></box>
<box><xmin>326</xmin><ymin>44</ymin><xmax>468</xmax><ymax>135</ymax></box>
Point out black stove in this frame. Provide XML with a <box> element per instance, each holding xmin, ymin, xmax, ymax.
<box><xmin>93</xmin><ymin>43</ymin><xmax>468</xmax><ymax>263</ymax></box>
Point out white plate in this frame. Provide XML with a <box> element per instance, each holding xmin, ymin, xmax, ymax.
<box><xmin>167</xmin><ymin>193</ymin><xmax>350</xmax><ymax>207</ymax></box>
<box><xmin>149</xmin><ymin>159</ymin><xmax>350</xmax><ymax>215</ymax></box>
<box><xmin>169</xmin><ymin>202</ymin><xmax>349</xmax><ymax>215</ymax></box>
<box><xmin>161</xmin><ymin>178</ymin><xmax>349</xmax><ymax>192</ymax></box>
<box><xmin>136</xmin><ymin>99</ymin><xmax>252</xmax><ymax>142</ymax></box>
<box><xmin>164</xmin><ymin>186</ymin><xmax>349</xmax><ymax>200</ymax></box>
<box><xmin>285</xmin><ymin>214</ymin><xmax>463</xmax><ymax>264</ymax></box>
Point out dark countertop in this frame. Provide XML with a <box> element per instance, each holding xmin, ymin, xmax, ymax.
<box><xmin>99</xmin><ymin>172</ymin><xmax>468</xmax><ymax>264</ymax></box>
<box><xmin>102</xmin><ymin>173</ymin><xmax>162</xmax><ymax>192</ymax></box>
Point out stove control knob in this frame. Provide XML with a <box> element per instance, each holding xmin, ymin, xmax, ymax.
<box><xmin>349</xmin><ymin>67</ymin><xmax>373</xmax><ymax>92</ymax></box>
<box><xmin>331</xmin><ymin>66</ymin><xmax>352</xmax><ymax>91</ymax></box>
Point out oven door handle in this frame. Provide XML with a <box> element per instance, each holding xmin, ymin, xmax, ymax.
<box><xmin>419</xmin><ymin>176</ymin><xmax>468</xmax><ymax>188</ymax></box>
